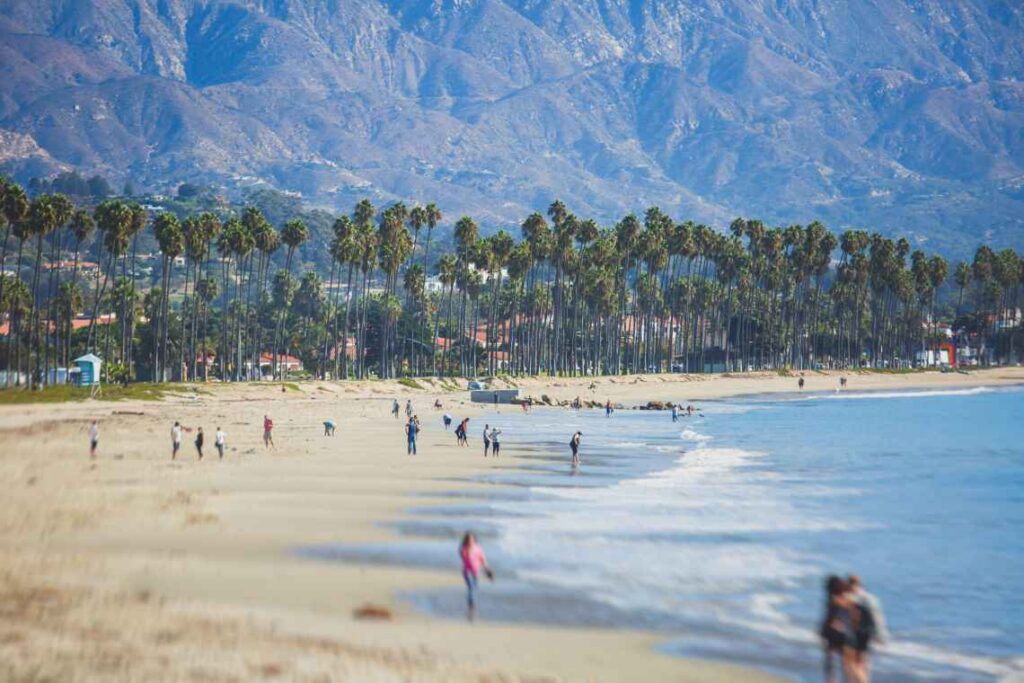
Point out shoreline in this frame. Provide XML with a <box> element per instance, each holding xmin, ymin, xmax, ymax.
<box><xmin>2</xmin><ymin>368</ymin><xmax>1022</xmax><ymax>681</ymax></box>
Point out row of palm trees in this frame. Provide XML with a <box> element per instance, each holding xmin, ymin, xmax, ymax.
<box><xmin>0</xmin><ymin>176</ymin><xmax>1021</xmax><ymax>386</ymax></box>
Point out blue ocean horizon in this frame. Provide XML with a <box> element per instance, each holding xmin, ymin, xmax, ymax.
<box><xmin>300</xmin><ymin>385</ymin><xmax>1024</xmax><ymax>682</ymax></box>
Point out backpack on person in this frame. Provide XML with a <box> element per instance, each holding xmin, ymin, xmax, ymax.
<box><xmin>855</xmin><ymin>602</ymin><xmax>878</xmax><ymax>645</ymax></box>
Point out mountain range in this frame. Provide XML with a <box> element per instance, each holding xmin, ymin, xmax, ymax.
<box><xmin>2</xmin><ymin>0</ymin><xmax>1023</xmax><ymax>253</ymax></box>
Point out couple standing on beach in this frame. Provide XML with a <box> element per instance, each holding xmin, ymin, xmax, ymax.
<box><xmin>821</xmin><ymin>574</ymin><xmax>888</xmax><ymax>683</ymax></box>
<box><xmin>482</xmin><ymin>424</ymin><xmax>501</xmax><ymax>456</ymax></box>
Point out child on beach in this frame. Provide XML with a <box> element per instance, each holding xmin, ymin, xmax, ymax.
<box><xmin>171</xmin><ymin>421</ymin><xmax>182</xmax><ymax>459</ymax></box>
<box><xmin>215</xmin><ymin>427</ymin><xmax>226</xmax><ymax>459</ymax></box>
<box><xmin>89</xmin><ymin>420</ymin><xmax>99</xmax><ymax>459</ymax></box>
<box><xmin>263</xmin><ymin>415</ymin><xmax>274</xmax><ymax>448</ymax></box>
<box><xmin>459</xmin><ymin>532</ymin><xmax>493</xmax><ymax>621</ymax></box>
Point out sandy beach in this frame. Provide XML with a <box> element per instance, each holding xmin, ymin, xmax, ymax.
<box><xmin>2</xmin><ymin>368</ymin><xmax>1022</xmax><ymax>682</ymax></box>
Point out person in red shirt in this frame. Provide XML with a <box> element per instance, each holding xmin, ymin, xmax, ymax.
<box><xmin>263</xmin><ymin>415</ymin><xmax>274</xmax><ymax>449</ymax></box>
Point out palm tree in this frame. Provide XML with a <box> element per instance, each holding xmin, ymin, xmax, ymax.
<box><xmin>0</xmin><ymin>181</ymin><xmax>29</xmax><ymax>376</ymax></box>
<box><xmin>153</xmin><ymin>213</ymin><xmax>184</xmax><ymax>381</ymax></box>
<box><xmin>274</xmin><ymin>219</ymin><xmax>308</xmax><ymax>378</ymax></box>
<box><xmin>434</xmin><ymin>253</ymin><xmax>458</xmax><ymax>376</ymax></box>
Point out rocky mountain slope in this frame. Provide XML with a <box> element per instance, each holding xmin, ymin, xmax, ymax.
<box><xmin>1</xmin><ymin>0</ymin><xmax>1022</xmax><ymax>251</ymax></box>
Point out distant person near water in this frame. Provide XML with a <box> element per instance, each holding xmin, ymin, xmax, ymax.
<box><xmin>569</xmin><ymin>431</ymin><xmax>582</xmax><ymax>469</ymax></box>
<box><xmin>459</xmin><ymin>531</ymin><xmax>494</xmax><ymax>622</ymax></box>
<box><xmin>672</xmin><ymin>404</ymin><xmax>679</xmax><ymax>422</ymax></box>
<box><xmin>489</xmin><ymin>427</ymin><xmax>501</xmax><ymax>456</ymax></box>
<box><xmin>443</xmin><ymin>413</ymin><xmax>453</xmax><ymax>430</ymax></box>
<box><xmin>405</xmin><ymin>415</ymin><xmax>420</xmax><ymax>455</ymax></box>
<box><xmin>799</xmin><ymin>376</ymin><xmax>806</xmax><ymax>390</ymax></box>
<box><xmin>493</xmin><ymin>391</ymin><xmax>499</xmax><ymax>406</ymax></box>
<box><xmin>605</xmin><ymin>400</ymin><xmax>613</xmax><ymax>417</ymax></box>
<box><xmin>323</xmin><ymin>419</ymin><xmax>336</xmax><ymax>436</ymax></box>
<box><xmin>171</xmin><ymin>421</ymin><xmax>182</xmax><ymax>459</ymax></box>
<box><xmin>215</xmin><ymin>427</ymin><xmax>226</xmax><ymax>459</ymax></box>
<box><xmin>194</xmin><ymin>427</ymin><xmax>204</xmax><ymax>460</ymax></box>
<box><xmin>841</xmin><ymin>376</ymin><xmax>848</xmax><ymax>389</ymax></box>
<box><xmin>263</xmin><ymin>415</ymin><xmax>274</xmax><ymax>448</ymax></box>
<box><xmin>483</xmin><ymin>423</ymin><xmax>491</xmax><ymax>456</ymax></box>
<box><xmin>89</xmin><ymin>420</ymin><xmax>99</xmax><ymax>459</ymax></box>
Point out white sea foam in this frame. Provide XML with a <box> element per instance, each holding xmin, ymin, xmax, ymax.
<box><xmin>797</xmin><ymin>386</ymin><xmax>995</xmax><ymax>401</ymax></box>
<box><xmin>679</xmin><ymin>427</ymin><xmax>711</xmax><ymax>442</ymax></box>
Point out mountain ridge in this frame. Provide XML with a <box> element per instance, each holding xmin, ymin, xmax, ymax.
<box><xmin>1</xmin><ymin>0</ymin><xmax>1022</xmax><ymax>253</ymax></box>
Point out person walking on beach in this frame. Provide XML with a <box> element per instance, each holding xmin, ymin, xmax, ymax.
<box><xmin>490</xmin><ymin>427</ymin><xmax>501</xmax><ymax>456</ymax></box>
<box><xmin>194</xmin><ymin>427</ymin><xmax>205</xmax><ymax>460</ymax></box>
<box><xmin>392</xmin><ymin>400</ymin><xmax>400</xmax><ymax>419</ymax></box>
<box><xmin>459</xmin><ymin>531</ymin><xmax>494</xmax><ymax>622</ymax></box>
<box><xmin>493</xmin><ymin>391</ymin><xmax>499</xmax><ymax>406</ymax></box>
<box><xmin>405</xmin><ymin>399</ymin><xmax>413</xmax><ymax>419</ymax></box>
<box><xmin>215</xmin><ymin>427</ymin><xmax>226</xmax><ymax>459</ymax></box>
<box><xmin>443</xmin><ymin>413</ymin><xmax>453</xmax><ymax>430</ymax></box>
<box><xmin>672</xmin><ymin>404</ymin><xmax>679</xmax><ymax>422</ymax></box>
<box><xmin>569</xmin><ymin>431</ymin><xmax>582</xmax><ymax>469</ymax></box>
<box><xmin>88</xmin><ymin>420</ymin><xmax>99</xmax><ymax>459</ymax></box>
<box><xmin>820</xmin><ymin>575</ymin><xmax>873</xmax><ymax>683</ymax></box>
<box><xmin>483</xmin><ymin>423</ymin><xmax>491</xmax><ymax>457</ymax></box>
<box><xmin>263</xmin><ymin>415</ymin><xmax>274</xmax><ymax>449</ymax></box>
<box><xmin>323</xmin><ymin>419</ymin><xmax>336</xmax><ymax>436</ymax></box>
<box><xmin>405</xmin><ymin>415</ymin><xmax>420</xmax><ymax>455</ymax></box>
<box><xmin>799</xmin><ymin>376</ymin><xmax>805</xmax><ymax>390</ymax></box>
<box><xmin>456</xmin><ymin>418</ymin><xmax>470</xmax><ymax>446</ymax></box>
<box><xmin>171</xmin><ymin>421</ymin><xmax>183</xmax><ymax>460</ymax></box>
<box><xmin>605</xmin><ymin>400</ymin><xmax>613</xmax><ymax>417</ymax></box>
<box><xmin>848</xmin><ymin>574</ymin><xmax>886</xmax><ymax>682</ymax></box>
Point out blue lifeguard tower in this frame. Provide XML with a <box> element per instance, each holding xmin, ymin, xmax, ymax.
<box><xmin>74</xmin><ymin>353</ymin><xmax>102</xmax><ymax>387</ymax></box>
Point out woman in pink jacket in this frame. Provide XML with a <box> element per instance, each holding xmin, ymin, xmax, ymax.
<box><xmin>459</xmin><ymin>531</ymin><xmax>494</xmax><ymax>621</ymax></box>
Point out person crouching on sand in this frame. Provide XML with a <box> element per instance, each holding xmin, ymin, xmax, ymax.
<box><xmin>460</xmin><ymin>531</ymin><xmax>493</xmax><ymax>622</ymax></box>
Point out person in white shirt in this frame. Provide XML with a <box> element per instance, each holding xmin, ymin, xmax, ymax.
<box><xmin>171</xmin><ymin>421</ymin><xmax>182</xmax><ymax>460</ymax></box>
<box><xmin>89</xmin><ymin>420</ymin><xmax>99</xmax><ymax>459</ymax></box>
<box><xmin>215</xmin><ymin>427</ymin><xmax>226</xmax><ymax>459</ymax></box>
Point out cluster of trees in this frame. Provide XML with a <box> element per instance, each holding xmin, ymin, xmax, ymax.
<box><xmin>0</xmin><ymin>175</ymin><xmax>1021</xmax><ymax>387</ymax></box>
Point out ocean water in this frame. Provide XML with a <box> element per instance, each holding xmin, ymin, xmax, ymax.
<box><xmin>300</xmin><ymin>386</ymin><xmax>1024</xmax><ymax>682</ymax></box>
